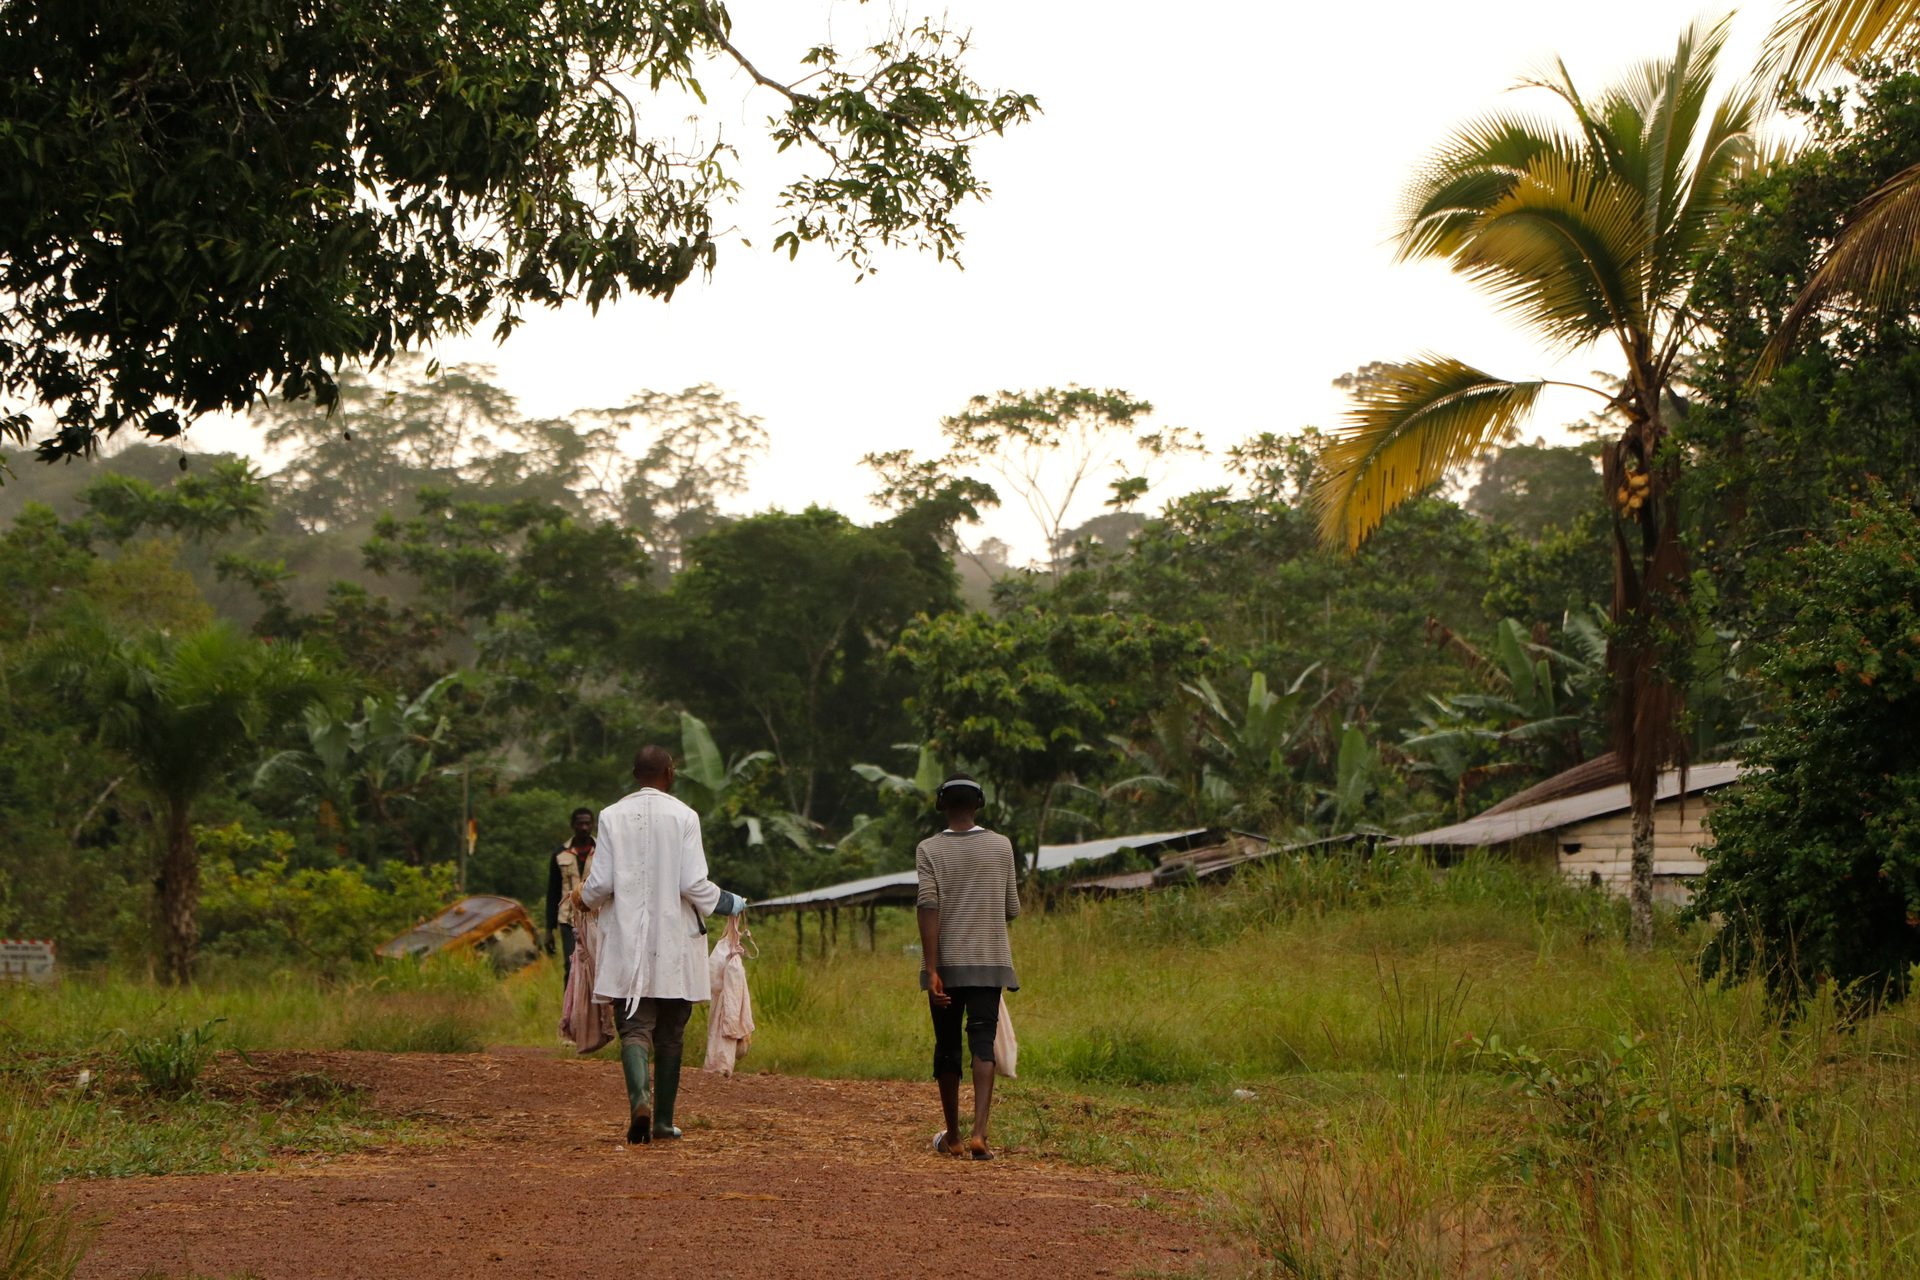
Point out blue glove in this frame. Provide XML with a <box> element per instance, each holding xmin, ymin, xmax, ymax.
<box><xmin>715</xmin><ymin>890</ymin><xmax>747</xmax><ymax>916</ymax></box>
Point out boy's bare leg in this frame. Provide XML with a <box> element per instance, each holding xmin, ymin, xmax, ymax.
<box><xmin>937</xmin><ymin>1072</ymin><xmax>962</xmax><ymax>1149</ymax></box>
<box><xmin>970</xmin><ymin>1057</ymin><xmax>996</xmax><ymax>1156</ymax></box>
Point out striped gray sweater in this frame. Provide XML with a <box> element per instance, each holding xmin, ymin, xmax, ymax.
<box><xmin>916</xmin><ymin>828</ymin><xmax>1021</xmax><ymax>991</ymax></box>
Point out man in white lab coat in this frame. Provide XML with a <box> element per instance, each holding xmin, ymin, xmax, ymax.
<box><xmin>576</xmin><ymin>744</ymin><xmax>746</xmax><ymax>1144</ymax></box>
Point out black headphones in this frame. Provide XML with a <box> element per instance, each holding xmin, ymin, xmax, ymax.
<box><xmin>935</xmin><ymin>775</ymin><xmax>985</xmax><ymax>807</ymax></box>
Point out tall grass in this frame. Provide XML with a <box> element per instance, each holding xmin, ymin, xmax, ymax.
<box><xmin>0</xmin><ymin>1098</ymin><xmax>88</xmax><ymax>1280</ymax></box>
<box><xmin>739</xmin><ymin>852</ymin><xmax>1920</xmax><ymax>1278</ymax></box>
<box><xmin>0</xmin><ymin>950</ymin><xmax>551</xmax><ymax>1062</ymax></box>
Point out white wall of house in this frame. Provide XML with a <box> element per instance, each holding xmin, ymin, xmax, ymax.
<box><xmin>1554</xmin><ymin>793</ymin><xmax>1719</xmax><ymax>904</ymax></box>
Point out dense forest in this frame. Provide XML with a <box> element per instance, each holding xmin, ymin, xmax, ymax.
<box><xmin>5</xmin><ymin>60</ymin><xmax>1920</xmax><ymax>984</ymax></box>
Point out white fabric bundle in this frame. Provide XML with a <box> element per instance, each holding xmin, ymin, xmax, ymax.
<box><xmin>704</xmin><ymin>915</ymin><xmax>756</xmax><ymax>1075</ymax></box>
<box><xmin>994</xmin><ymin>996</ymin><xmax>1018</xmax><ymax>1078</ymax></box>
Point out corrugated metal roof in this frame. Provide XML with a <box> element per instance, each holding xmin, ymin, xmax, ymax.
<box><xmin>1392</xmin><ymin>760</ymin><xmax>1745</xmax><ymax>848</ymax></box>
<box><xmin>1035</xmin><ymin>829</ymin><xmax>1213</xmax><ymax>871</ymax></box>
<box><xmin>1480</xmin><ymin>753</ymin><xmax>1627</xmax><ymax>816</ymax></box>
<box><xmin>753</xmin><ymin>869</ymin><xmax>917</xmax><ymax>911</ymax></box>
<box><xmin>752</xmin><ymin>829</ymin><xmax>1216</xmax><ymax>911</ymax></box>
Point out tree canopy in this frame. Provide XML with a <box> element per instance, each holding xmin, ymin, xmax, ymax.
<box><xmin>0</xmin><ymin>0</ymin><xmax>1035</xmax><ymax>460</ymax></box>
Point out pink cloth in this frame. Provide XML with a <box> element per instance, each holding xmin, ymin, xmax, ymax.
<box><xmin>703</xmin><ymin>916</ymin><xmax>755</xmax><ymax>1075</ymax></box>
<box><xmin>559</xmin><ymin>912</ymin><xmax>614</xmax><ymax>1054</ymax></box>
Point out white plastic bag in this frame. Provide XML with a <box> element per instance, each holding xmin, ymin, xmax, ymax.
<box><xmin>993</xmin><ymin>995</ymin><xmax>1018</xmax><ymax>1079</ymax></box>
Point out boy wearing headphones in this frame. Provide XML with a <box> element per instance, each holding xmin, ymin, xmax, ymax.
<box><xmin>916</xmin><ymin>773</ymin><xmax>1020</xmax><ymax>1160</ymax></box>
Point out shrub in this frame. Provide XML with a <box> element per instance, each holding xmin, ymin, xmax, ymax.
<box><xmin>197</xmin><ymin>823</ymin><xmax>456</xmax><ymax>969</ymax></box>
<box><xmin>466</xmin><ymin>787</ymin><xmax>577</xmax><ymax>907</ymax></box>
<box><xmin>123</xmin><ymin>1019</ymin><xmax>223</xmax><ymax>1097</ymax></box>
<box><xmin>1689</xmin><ymin>494</ymin><xmax>1920</xmax><ymax>1006</ymax></box>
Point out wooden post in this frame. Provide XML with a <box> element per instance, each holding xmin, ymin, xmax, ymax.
<box><xmin>816</xmin><ymin>907</ymin><xmax>827</xmax><ymax>958</ymax></box>
<box><xmin>795</xmin><ymin>909</ymin><xmax>804</xmax><ymax>958</ymax></box>
<box><xmin>866</xmin><ymin>903</ymin><xmax>877</xmax><ymax>950</ymax></box>
<box><xmin>830</xmin><ymin>905</ymin><xmax>839</xmax><ymax>949</ymax></box>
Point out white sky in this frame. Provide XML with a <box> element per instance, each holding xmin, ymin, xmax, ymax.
<box><xmin>192</xmin><ymin>0</ymin><xmax>1792</xmax><ymax>561</ymax></box>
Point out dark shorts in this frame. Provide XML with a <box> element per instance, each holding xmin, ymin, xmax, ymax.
<box><xmin>929</xmin><ymin>985</ymin><xmax>1001</xmax><ymax>1077</ymax></box>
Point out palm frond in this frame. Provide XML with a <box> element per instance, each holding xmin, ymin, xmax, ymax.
<box><xmin>1763</xmin><ymin>0</ymin><xmax>1920</xmax><ymax>89</ymax></box>
<box><xmin>1518</xmin><ymin>58</ymin><xmax>1617</xmax><ymax>172</ymax></box>
<box><xmin>1456</xmin><ymin>147</ymin><xmax>1652</xmax><ymax>347</ymax></box>
<box><xmin>1653</xmin><ymin>89</ymin><xmax>1763</xmax><ymax>320</ymax></box>
<box><xmin>1757</xmin><ymin>161</ymin><xmax>1920</xmax><ymax>376</ymax></box>
<box><xmin>1396</xmin><ymin>112</ymin><xmax>1570</xmax><ymax>261</ymax></box>
<box><xmin>1315</xmin><ymin>356</ymin><xmax>1544</xmax><ymax>549</ymax></box>
<box><xmin>1634</xmin><ymin>19</ymin><xmax>1740</xmax><ymax>260</ymax></box>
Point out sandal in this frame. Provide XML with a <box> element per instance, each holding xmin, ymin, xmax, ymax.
<box><xmin>969</xmin><ymin>1138</ymin><xmax>994</xmax><ymax>1161</ymax></box>
<box><xmin>933</xmin><ymin>1130</ymin><xmax>964</xmax><ymax>1156</ymax></box>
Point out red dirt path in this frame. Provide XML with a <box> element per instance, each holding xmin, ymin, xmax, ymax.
<box><xmin>67</xmin><ymin>1049</ymin><xmax>1218</xmax><ymax>1279</ymax></box>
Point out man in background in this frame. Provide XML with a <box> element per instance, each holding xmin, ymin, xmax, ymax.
<box><xmin>576</xmin><ymin>746</ymin><xmax>747</xmax><ymax>1144</ymax></box>
<box><xmin>545</xmin><ymin>806</ymin><xmax>596</xmax><ymax>992</ymax></box>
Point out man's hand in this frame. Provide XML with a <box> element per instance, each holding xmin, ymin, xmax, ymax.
<box><xmin>928</xmin><ymin>971</ymin><xmax>951</xmax><ymax>1008</ymax></box>
<box><xmin>544</xmin><ymin>933</ymin><xmax>556</xmax><ymax>956</ymax></box>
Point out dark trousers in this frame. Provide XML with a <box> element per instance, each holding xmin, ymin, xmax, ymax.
<box><xmin>613</xmin><ymin>997</ymin><xmax>693</xmax><ymax>1057</ymax></box>
<box><xmin>929</xmin><ymin>986</ymin><xmax>1001</xmax><ymax>1077</ymax></box>
<box><xmin>558</xmin><ymin>924</ymin><xmax>577</xmax><ymax>991</ymax></box>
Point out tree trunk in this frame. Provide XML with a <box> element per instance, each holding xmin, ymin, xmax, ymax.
<box><xmin>1605</xmin><ymin>394</ymin><xmax>1686</xmax><ymax>953</ymax></box>
<box><xmin>159</xmin><ymin>799</ymin><xmax>199</xmax><ymax>985</ymax></box>
<box><xmin>1628</xmin><ymin>777</ymin><xmax>1656</xmax><ymax>949</ymax></box>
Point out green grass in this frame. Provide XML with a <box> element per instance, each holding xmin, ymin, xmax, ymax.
<box><xmin>10</xmin><ymin>852</ymin><xmax>1920</xmax><ymax>1277</ymax></box>
<box><xmin>736</xmin><ymin>853</ymin><xmax>1920</xmax><ymax>1279</ymax></box>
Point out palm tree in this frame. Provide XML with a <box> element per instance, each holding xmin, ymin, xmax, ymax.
<box><xmin>1768</xmin><ymin>0</ymin><xmax>1920</xmax><ymax>81</ymax></box>
<box><xmin>1755</xmin><ymin>1</ymin><xmax>1920</xmax><ymax>370</ymax></box>
<box><xmin>42</xmin><ymin>621</ymin><xmax>333</xmax><ymax>982</ymax></box>
<box><xmin>1312</xmin><ymin>19</ymin><xmax>1761</xmax><ymax>945</ymax></box>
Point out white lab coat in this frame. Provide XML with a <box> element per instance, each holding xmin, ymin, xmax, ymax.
<box><xmin>579</xmin><ymin>787</ymin><xmax>726</xmax><ymax>1003</ymax></box>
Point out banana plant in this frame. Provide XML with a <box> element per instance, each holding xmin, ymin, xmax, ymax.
<box><xmin>850</xmin><ymin>742</ymin><xmax>947</xmax><ymax>805</ymax></box>
<box><xmin>673</xmin><ymin>710</ymin><xmax>813</xmax><ymax>853</ymax></box>
<box><xmin>1312</xmin><ymin>724</ymin><xmax>1393</xmax><ymax>835</ymax></box>
<box><xmin>255</xmin><ymin>673</ymin><xmax>461</xmax><ymax>858</ymax></box>
<box><xmin>1404</xmin><ymin>613</ymin><xmax>1604</xmax><ymax>812</ymax></box>
<box><xmin>1103</xmin><ymin>666</ymin><xmax>1333</xmax><ymax>836</ymax></box>
<box><xmin>1183</xmin><ymin>665</ymin><xmax>1332</xmax><ymax>778</ymax></box>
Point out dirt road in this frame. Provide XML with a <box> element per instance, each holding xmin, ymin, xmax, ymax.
<box><xmin>67</xmin><ymin>1050</ymin><xmax>1217</xmax><ymax>1279</ymax></box>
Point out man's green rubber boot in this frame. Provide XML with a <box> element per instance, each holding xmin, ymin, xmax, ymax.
<box><xmin>620</xmin><ymin>1043</ymin><xmax>652</xmax><ymax>1144</ymax></box>
<box><xmin>653</xmin><ymin>1051</ymin><xmax>684</xmax><ymax>1140</ymax></box>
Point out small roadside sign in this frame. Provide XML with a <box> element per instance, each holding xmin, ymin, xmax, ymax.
<box><xmin>0</xmin><ymin>939</ymin><xmax>57</xmax><ymax>984</ymax></box>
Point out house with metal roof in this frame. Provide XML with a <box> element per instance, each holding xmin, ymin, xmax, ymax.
<box><xmin>1391</xmin><ymin>755</ymin><xmax>1746</xmax><ymax>902</ymax></box>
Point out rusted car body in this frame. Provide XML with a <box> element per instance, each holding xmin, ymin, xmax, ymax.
<box><xmin>376</xmin><ymin>895</ymin><xmax>540</xmax><ymax>972</ymax></box>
